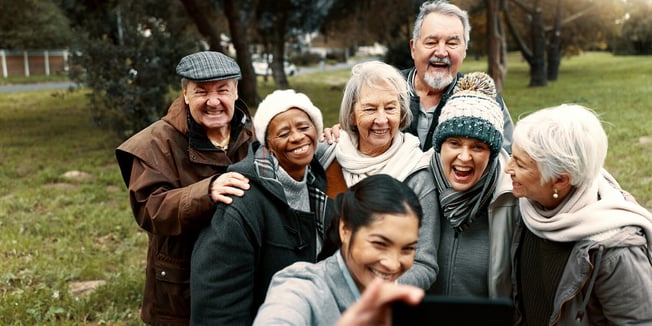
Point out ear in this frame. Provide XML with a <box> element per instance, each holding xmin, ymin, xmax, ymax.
<box><xmin>409</xmin><ymin>39</ymin><xmax>416</xmax><ymax>60</ymax></box>
<box><xmin>182</xmin><ymin>87</ymin><xmax>189</xmax><ymax>105</ymax></box>
<box><xmin>339</xmin><ymin>219</ymin><xmax>351</xmax><ymax>248</ymax></box>
<box><xmin>232</xmin><ymin>80</ymin><xmax>239</xmax><ymax>100</ymax></box>
<box><xmin>554</xmin><ymin>173</ymin><xmax>572</xmax><ymax>192</ymax></box>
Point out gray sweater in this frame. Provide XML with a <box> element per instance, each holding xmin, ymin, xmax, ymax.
<box><xmin>399</xmin><ymin>150</ymin><xmax>520</xmax><ymax>298</ymax></box>
<box><xmin>253</xmin><ymin>252</ymin><xmax>359</xmax><ymax>325</ymax></box>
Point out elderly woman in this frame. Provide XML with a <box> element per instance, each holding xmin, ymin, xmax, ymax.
<box><xmin>190</xmin><ymin>89</ymin><xmax>334</xmax><ymax>325</ymax></box>
<box><xmin>318</xmin><ymin>60</ymin><xmax>430</xmax><ymax>198</ymax></box>
<box><xmin>317</xmin><ymin>61</ymin><xmax>436</xmax><ymax>290</ymax></box>
<box><xmin>504</xmin><ymin>104</ymin><xmax>652</xmax><ymax>324</ymax></box>
<box><xmin>400</xmin><ymin>72</ymin><xmax>520</xmax><ymax>295</ymax></box>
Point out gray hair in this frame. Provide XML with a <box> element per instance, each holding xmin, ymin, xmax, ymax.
<box><xmin>412</xmin><ymin>0</ymin><xmax>471</xmax><ymax>49</ymax></box>
<box><xmin>513</xmin><ymin>104</ymin><xmax>608</xmax><ymax>187</ymax></box>
<box><xmin>339</xmin><ymin>61</ymin><xmax>412</xmax><ymax>134</ymax></box>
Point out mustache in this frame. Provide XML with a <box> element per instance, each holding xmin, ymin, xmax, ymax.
<box><xmin>428</xmin><ymin>57</ymin><xmax>451</xmax><ymax>65</ymax></box>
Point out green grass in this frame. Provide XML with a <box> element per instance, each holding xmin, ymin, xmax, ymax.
<box><xmin>0</xmin><ymin>74</ymin><xmax>71</xmax><ymax>86</ymax></box>
<box><xmin>496</xmin><ymin>52</ymin><xmax>652</xmax><ymax>210</ymax></box>
<box><xmin>0</xmin><ymin>52</ymin><xmax>650</xmax><ymax>324</ymax></box>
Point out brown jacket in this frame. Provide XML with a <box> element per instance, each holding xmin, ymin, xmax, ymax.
<box><xmin>116</xmin><ymin>96</ymin><xmax>254</xmax><ymax>325</ymax></box>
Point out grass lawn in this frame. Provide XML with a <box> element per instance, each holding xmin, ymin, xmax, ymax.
<box><xmin>0</xmin><ymin>51</ymin><xmax>650</xmax><ymax>324</ymax></box>
<box><xmin>0</xmin><ymin>74</ymin><xmax>71</xmax><ymax>86</ymax></box>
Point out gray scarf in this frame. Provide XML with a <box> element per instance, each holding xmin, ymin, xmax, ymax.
<box><xmin>432</xmin><ymin>152</ymin><xmax>499</xmax><ymax>232</ymax></box>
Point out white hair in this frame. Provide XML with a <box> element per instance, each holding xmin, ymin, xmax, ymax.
<box><xmin>513</xmin><ymin>104</ymin><xmax>608</xmax><ymax>187</ymax></box>
<box><xmin>412</xmin><ymin>0</ymin><xmax>471</xmax><ymax>50</ymax></box>
<box><xmin>339</xmin><ymin>61</ymin><xmax>411</xmax><ymax>134</ymax></box>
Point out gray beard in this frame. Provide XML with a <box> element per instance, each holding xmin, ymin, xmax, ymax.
<box><xmin>424</xmin><ymin>70</ymin><xmax>454</xmax><ymax>90</ymax></box>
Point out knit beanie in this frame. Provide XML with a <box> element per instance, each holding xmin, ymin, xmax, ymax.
<box><xmin>433</xmin><ymin>72</ymin><xmax>503</xmax><ymax>159</ymax></box>
<box><xmin>253</xmin><ymin>89</ymin><xmax>323</xmax><ymax>143</ymax></box>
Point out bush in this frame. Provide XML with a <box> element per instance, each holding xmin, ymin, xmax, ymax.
<box><xmin>289</xmin><ymin>52</ymin><xmax>323</xmax><ymax>66</ymax></box>
<box><xmin>67</xmin><ymin>1</ymin><xmax>199</xmax><ymax>139</ymax></box>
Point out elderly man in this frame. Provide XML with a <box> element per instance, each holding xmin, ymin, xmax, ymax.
<box><xmin>115</xmin><ymin>51</ymin><xmax>255</xmax><ymax>325</ymax></box>
<box><xmin>403</xmin><ymin>0</ymin><xmax>514</xmax><ymax>152</ymax></box>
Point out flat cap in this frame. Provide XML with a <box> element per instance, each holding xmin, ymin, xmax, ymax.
<box><xmin>176</xmin><ymin>51</ymin><xmax>241</xmax><ymax>82</ymax></box>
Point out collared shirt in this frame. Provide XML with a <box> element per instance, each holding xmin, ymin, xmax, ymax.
<box><xmin>336</xmin><ymin>250</ymin><xmax>361</xmax><ymax>300</ymax></box>
<box><xmin>417</xmin><ymin>105</ymin><xmax>436</xmax><ymax>145</ymax></box>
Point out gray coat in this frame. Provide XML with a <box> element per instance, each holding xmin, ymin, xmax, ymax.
<box><xmin>512</xmin><ymin>224</ymin><xmax>652</xmax><ymax>325</ymax></box>
<box><xmin>253</xmin><ymin>252</ymin><xmax>358</xmax><ymax>326</ymax></box>
<box><xmin>399</xmin><ymin>150</ymin><xmax>520</xmax><ymax>298</ymax></box>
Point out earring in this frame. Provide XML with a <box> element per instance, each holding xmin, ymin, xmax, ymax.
<box><xmin>553</xmin><ymin>189</ymin><xmax>559</xmax><ymax>199</ymax></box>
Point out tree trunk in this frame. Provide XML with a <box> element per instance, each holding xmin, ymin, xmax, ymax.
<box><xmin>269</xmin><ymin>6</ymin><xmax>290</xmax><ymax>89</ymax></box>
<box><xmin>486</xmin><ymin>0</ymin><xmax>507</xmax><ymax>92</ymax></box>
<box><xmin>528</xmin><ymin>1</ymin><xmax>547</xmax><ymax>87</ymax></box>
<box><xmin>547</xmin><ymin>0</ymin><xmax>563</xmax><ymax>81</ymax></box>
<box><xmin>178</xmin><ymin>0</ymin><xmax>223</xmax><ymax>52</ymax></box>
<box><xmin>502</xmin><ymin>0</ymin><xmax>532</xmax><ymax>64</ymax></box>
<box><xmin>223</xmin><ymin>0</ymin><xmax>259</xmax><ymax>107</ymax></box>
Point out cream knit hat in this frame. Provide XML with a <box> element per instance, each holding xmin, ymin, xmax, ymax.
<box><xmin>433</xmin><ymin>72</ymin><xmax>504</xmax><ymax>159</ymax></box>
<box><xmin>253</xmin><ymin>89</ymin><xmax>323</xmax><ymax>143</ymax></box>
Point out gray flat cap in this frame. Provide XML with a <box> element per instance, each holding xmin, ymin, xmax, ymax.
<box><xmin>176</xmin><ymin>51</ymin><xmax>241</xmax><ymax>82</ymax></box>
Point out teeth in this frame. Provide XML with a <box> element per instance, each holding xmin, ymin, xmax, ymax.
<box><xmin>371</xmin><ymin>269</ymin><xmax>394</xmax><ymax>281</ymax></box>
<box><xmin>372</xmin><ymin>130</ymin><xmax>388</xmax><ymax>135</ymax></box>
<box><xmin>455</xmin><ymin>166</ymin><xmax>471</xmax><ymax>172</ymax></box>
<box><xmin>292</xmin><ymin>145</ymin><xmax>309</xmax><ymax>153</ymax></box>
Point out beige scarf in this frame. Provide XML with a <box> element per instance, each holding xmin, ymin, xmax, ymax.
<box><xmin>520</xmin><ymin>169</ymin><xmax>652</xmax><ymax>247</ymax></box>
<box><xmin>320</xmin><ymin>131</ymin><xmax>425</xmax><ymax>187</ymax></box>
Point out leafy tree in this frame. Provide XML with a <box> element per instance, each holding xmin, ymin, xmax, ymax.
<box><xmin>223</xmin><ymin>0</ymin><xmax>259</xmax><ymax>103</ymax></box>
<box><xmin>618</xmin><ymin>0</ymin><xmax>652</xmax><ymax>54</ymax></box>
<box><xmin>503</xmin><ymin>0</ymin><xmax>624</xmax><ymax>87</ymax></box>
<box><xmin>323</xmin><ymin>0</ymin><xmax>417</xmax><ymax>47</ymax></box>
<box><xmin>0</xmin><ymin>0</ymin><xmax>72</xmax><ymax>49</ymax></box>
<box><xmin>324</xmin><ymin>0</ymin><xmax>420</xmax><ymax>70</ymax></box>
<box><xmin>58</xmin><ymin>0</ymin><xmax>201</xmax><ymax>138</ymax></box>
<box><xmin>254</xmin><ymin>0</ymin><xmax>335</xmax><ymax>89</ymax></box>
<box><xmin>181</xmin><ymin>0</ymin><xmax>335</xmax><ymax>95</ymax></box>
<box><xmin>178</xmin><ymin>0</ymin><xmax>259</xmax><ymax>105</ymax></box>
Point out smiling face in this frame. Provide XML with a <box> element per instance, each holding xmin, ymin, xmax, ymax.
<box><xmin>266</xmin><ymin>108</ymin><xmax>318</xmax><ymax>180</ymax></box>
<box><xmin>410</xmin><ymin>12</ymin><xmax>467</xmax><ymax>91</ymax></box>
<box><xmin>183</xmin><ymin>79</ymin><xmax>238</xmax><ymax>133</ymax></box>
<box><xmin>440</xmin><ymin>137</ymin><xmax>491</xmax><ymax>192</ymax></box>
<box><xmin>339</xmin><ymin>211</ymin><xmax>419</xmax><ymax>292</ymax></box>
<box><xmin>352</xmin><ymin>82</ymin><xmax>402</xmax><ymax>156</ymax></box>
<box><xmin>504</xmin><ymin>142</ymin><xmax>558</xmax><ymax>208</ymax></box>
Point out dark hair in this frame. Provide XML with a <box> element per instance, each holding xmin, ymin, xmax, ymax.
<box><xmin>318</xmin><ymin>174</ymin><xmax>423</xmax><ymax>260</ymax></box>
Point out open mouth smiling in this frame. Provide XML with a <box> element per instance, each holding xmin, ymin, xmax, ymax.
<box><xmin>290</xmin><ymin>144</ymin><xmax>310</xmax><ymax>154</ymax></box>
<box><xmin>453</xmin><ymin>165</ymin><xmax>473</xmax><ymax>177</ymax></box>
<box><xmin>370</xmin><ymin>267</ymin><xmax>397</xmax><ymax>281</ymax></box>
<box><xmin>371</xmin><ymin>129</ymin><xmax>390</xmax><ymax>136</ymax></box>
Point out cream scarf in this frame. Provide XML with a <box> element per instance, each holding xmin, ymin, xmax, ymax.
<box><xmin>320</xmin><ymin>131</ymin><xmax>424</xmax><ymax>186</ymax></box>
<box><xmin>520</xmin><ymin>169</ymin><xmax>652</xmax><ymax>247</ymax></box>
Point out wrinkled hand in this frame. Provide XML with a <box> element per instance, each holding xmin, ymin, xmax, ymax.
<box><xmin>210</xmin><ymin>172</ymin><xmax>250</xmax><ymax>204</ymax></box>
<box><xmin>336</xmin><ymin>278</ymin><xmax>424</xmax><ymax>326</ymax></box>
<box><xmin>320</xmin><ymin>123</ymin><xmax>342</xmax><ymax>144</ymax></box>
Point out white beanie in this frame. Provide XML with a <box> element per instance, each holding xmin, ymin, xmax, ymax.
<box><xmin>253</xmin><ymin>89</ymin><xmax>323</xmax><ymax>143</ymax></box>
